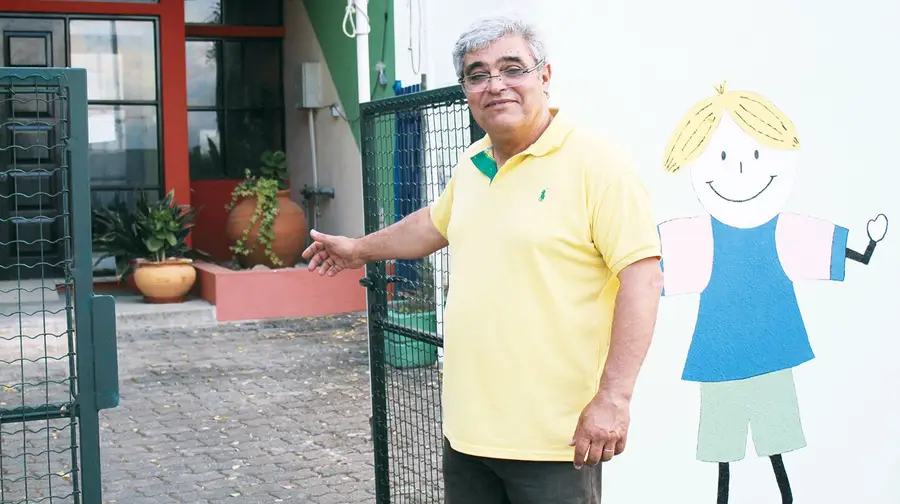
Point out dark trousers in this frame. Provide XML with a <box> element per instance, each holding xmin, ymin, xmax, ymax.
<box><xmin>443</xmin><ymin>438</ymin><xmax>602</xmax><ymax>504</ymax></box>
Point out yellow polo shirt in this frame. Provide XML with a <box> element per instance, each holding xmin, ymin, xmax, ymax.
<box><xmin>430</xmin><ymin>108</ymin><xmax>661</xmax><ymax>461</ymax></box>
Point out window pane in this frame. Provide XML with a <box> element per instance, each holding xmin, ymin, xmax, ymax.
<box><xmin>188</xmin><ymin>111</ymin><xmax>224</xmax><ymax>179</ymax></box>
<box><xmin>185</xmin><ymin>0</ymin><xmax>281</xmax><ymax>26</ymax></box>
<box><xmin>224</xmin><ymin>40</ymin><xmax>282</xmax><ymax>108</ymax></box>
<box><xmin>91</xmin><ymin>189</ymin><xmax>160</xmax><ymax>215</ymax></box>
<box><xmin>88</xmin><ymin>105</ymin><xmax>160</xmax><ymax>188</ymax></box>
<box><xmin>185</xmin><ymin>0</ymin><xmax>221</xmax><ymax>24</ymax></box>
<box><xmin>225</xmin><ymin>110</ymin><xmax>283</xmax><ymax>179</ymax></box>
<box><xmin>222</xmin><ymin>0</ymin><xmax>282</xmax><ymax>26</ymax></box>
<box><xmin>186</xmin><ymin>40</ymin><xmax>220</xmax><ymax>107</ymax></box>
<box><xmin>69</xmin><ymin>20</ymin><xmax>157</xmax><ymax>101</ymax></box>
<box><xmin>9</xmin><ymin>36</ymin><xmax>49</xmax><ymax>66</ymax></box>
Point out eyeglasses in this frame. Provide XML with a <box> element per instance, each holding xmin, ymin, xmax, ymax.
<box><xmin>459</xmin><ymin>60</ymin><xmax>545</xmax><ymax>93</ymax></box>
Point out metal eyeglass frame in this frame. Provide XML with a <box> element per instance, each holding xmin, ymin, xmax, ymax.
<box><xmin>458</xmin><ymin>59</ymin><xmax>546</xmax><ymax>93</ymax></box>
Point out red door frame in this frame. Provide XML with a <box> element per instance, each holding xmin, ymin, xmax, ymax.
<box><xmin>0</xmin><ymin>0</ymin><xmax>191</xmax><ymax>208</ymax></box>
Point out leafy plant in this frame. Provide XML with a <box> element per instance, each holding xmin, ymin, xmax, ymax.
<box><xmin>92</xmin><ymin>190</ymin><xmax>206</xmax><ymax>280</ymax></box>
<box><xmin>226</xmin><ymin>150</ymin><xmax>290</xmax><ymax>267</ymax></box>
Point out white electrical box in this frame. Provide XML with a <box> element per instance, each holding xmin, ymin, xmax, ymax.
<box><xmin>296</xmin><ymin>62</ymin><xmax>324</xmax><ymax>109</ymax></box>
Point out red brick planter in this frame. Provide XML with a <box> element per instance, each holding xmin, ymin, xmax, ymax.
<box><xmin>193</xmin><ymin>261</ymin><xmax>367</xmax><ymax>322</ymax></box>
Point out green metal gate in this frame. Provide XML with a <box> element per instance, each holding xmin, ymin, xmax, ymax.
<box><xmin>0</xmin><ymin>68</ymin><xmax>118</xmax><ymax>503</ymax></box>
<box><xmin>359</xmin><ymin>85</ymin><xmax>484</xmax><ymax>504</ymax></box>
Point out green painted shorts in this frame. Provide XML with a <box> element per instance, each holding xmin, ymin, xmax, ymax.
<box><xmin>697</xmin><ymin>368</ymin><xmax>807</xmax><ymax>463</ymax></box>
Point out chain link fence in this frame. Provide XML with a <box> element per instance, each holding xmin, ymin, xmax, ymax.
<box><xmin>360</xmin><ymin>85</ymin><xmax>483</xmax><ymax>504</ymax></box>
<box><xmin>0</xmin><ymin>68</ymin><xmax>117</xmax><ymax>504</ymax></box>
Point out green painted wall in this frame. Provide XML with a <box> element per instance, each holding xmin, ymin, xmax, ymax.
<box><xmin>303</xmin><ymin>0</ymin><xmax>396</xmax><ymax>147</ymax></box>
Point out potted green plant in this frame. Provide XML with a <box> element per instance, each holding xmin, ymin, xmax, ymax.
<box><xmin>92</xmin><ymin>190</ymin><xmax>205</xmax><ymax>303</ymax></box>
<box><xmin>225</xmin><ymin>150</ymin><xmax>307</xmax><ymax>269</ymax></box>
<box><xmin>384</xmin><ymin>261</ymin><xmax>440</xmax><ymax>368</ymax></box>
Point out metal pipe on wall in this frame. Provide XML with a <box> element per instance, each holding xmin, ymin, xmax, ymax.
<box><xmin>308</xmin><ymin>108</ymin><xmax>318</xmax><ymax>233</ymax></box>
<box><xmin>354</xmin><ymin>0</ymin><xmax>371</xmax><ymax>103</ymax></box>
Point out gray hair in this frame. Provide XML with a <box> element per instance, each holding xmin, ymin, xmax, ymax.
<box><xmin>452</xmin><ymin>15</ymin><xmax>548</xmax><ymax>80</ymax></box>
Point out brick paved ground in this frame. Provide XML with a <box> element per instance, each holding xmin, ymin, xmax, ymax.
<box><xmin>0</xmin><ymin>308</ymin><xmax>449</xmax><ymax>503</ymax></box>
<box><xmin>91</xmin><ymin>313</ymin><xmax>376</xmax><ymax>503</ymax></box>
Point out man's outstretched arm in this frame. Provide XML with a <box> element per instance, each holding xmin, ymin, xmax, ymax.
<box><xmin>302</xmin><ymin>206</ymin><xmax>448</xmax><ymax>276</ymax></box>
<box><xmin>358</xmin><ymin>206</ymin><xmax>449</xmax><ymax>262</ymax></box>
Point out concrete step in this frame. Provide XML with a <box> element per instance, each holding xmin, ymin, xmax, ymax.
<box><xmin>0</xmin><ymin>294</ymin><xmax>218</xmax><ymax>347</ymax></box>
<box><xmin>0</xmin><ymin>279</ymin><xmax>62</xmax><ymax>305</ymax></box>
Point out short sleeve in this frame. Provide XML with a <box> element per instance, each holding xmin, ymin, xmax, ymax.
<box><xmin>657</xmin><ymin>216</ymin><xmax>714</xmax><ymax>296</ymax></box>
<box><xmin>775</xmin><ymin>213</ymin><xmax>849</xmax><ymax>282</ymax></box>
<box><xmin>429</xmin><ymin>170</ymin><xmax>457</xmax><ymax>239</ymax></box>
<box><xmin>590</xmin><ymin>167</ymin><xmax>662</xmax><ymax>276</ymax></box>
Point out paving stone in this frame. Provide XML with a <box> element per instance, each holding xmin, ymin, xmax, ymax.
<box><xmin>94</xmin><ymin>313</ymin><xmax>377</xmax><ymax>503</ymax></box>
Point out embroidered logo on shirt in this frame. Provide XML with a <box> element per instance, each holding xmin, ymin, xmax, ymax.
<box><xmin>538</xmin><ymin>189</ymin><xmax>547</xmax><ymax>202</ymax></box>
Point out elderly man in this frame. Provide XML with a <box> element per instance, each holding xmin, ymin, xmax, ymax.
<box><xmin>301</xmin><ymin>15</ymin><xmax>663</xmax><ymax>504</ymax></box>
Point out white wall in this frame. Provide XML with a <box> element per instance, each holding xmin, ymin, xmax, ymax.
<box><xmin>284</xmin><ymin>0</ymin><xmax>365</xmax><ymax>239</ymax></box>
<box><xmin>404</xmin><ymin>0</ymin><xmax>900</xmax><ymax>502</ymax></box>
<box><xmin>394</xmin><ymin>0</ymin><xmax>541</xmax><ymax>89</ymax></box>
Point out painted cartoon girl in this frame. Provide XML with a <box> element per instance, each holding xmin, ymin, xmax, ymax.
<box><xmin>657</xmin><ymin>83</ymin><xmax>888</xmax><ymax>504</ymax></box>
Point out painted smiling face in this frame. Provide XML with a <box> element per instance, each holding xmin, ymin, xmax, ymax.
<box><xmin>688</xmin><ymin>113</ymin><xmax>799</xmax><ymax>229</ymax></box>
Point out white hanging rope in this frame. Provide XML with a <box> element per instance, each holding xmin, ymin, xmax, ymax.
<box><xmin>342</xmin><ymin>0</ymin><xmax>371</xmax><ymax>37</ymax></box>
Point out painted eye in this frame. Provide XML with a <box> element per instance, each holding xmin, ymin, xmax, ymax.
<box><xmin>721</xmin><ymin>151</ymin><xmax>726</xmax><ymax>161</ymax></box>
<box><xmin>754</xmin><ymin>150</ymin><xmax>759</xmax><ymax>159</ymax></box>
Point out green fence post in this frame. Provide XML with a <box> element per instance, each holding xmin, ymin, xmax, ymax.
<box><xmin>361</xmin><ymin>101</ymin><xmax>392</xmax><ymax>504</ymax></box>
<box><xmin>66</xmin><ymin>67</ymin><xmax>106</xmax><ymax>504</ymax></box>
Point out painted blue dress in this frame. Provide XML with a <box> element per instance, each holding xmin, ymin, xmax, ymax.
<box><xmin>681</xmin><ymin>215</ymin><xmax>846</xmax><ymax>383</ymax></box>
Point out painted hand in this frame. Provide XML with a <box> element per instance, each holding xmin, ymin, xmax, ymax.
<box><xmin>569</xmin><ymin>394</ymin><xmax>630</xmax><ymax>468</ymax></box>
<box><xmin>301</xmin><ymin>229</ymin><xmax>365</xmax><ymax>276</ymax></box>
<box><xmin>867</xmin><ymin>213</ymin><xmax>888</xmax><ymax>243</ymax></box>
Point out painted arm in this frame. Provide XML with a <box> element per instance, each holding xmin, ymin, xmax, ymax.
<box><xmin>657</xmin><ymin>216</ymin><xmax>714</xmax><ymax>296</ymax></box>
<box><xmin>845</xmin><ymin>213</ymin><xmax>888</xmax><ymax>264</ymax></box>
<box><xmin>776</xmin><ymin>213</ymin><xmax>888</xmax><ymax>282</ymax></box>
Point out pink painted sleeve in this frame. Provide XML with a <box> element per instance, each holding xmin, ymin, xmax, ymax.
<box><xmin>657</xmin><ymin>215</ymin><xmax>714</xmax><ymax>296</ymax></box>
<box><xmin>776</xmin><ymin>213</ymin><xmax>849</xmax><ymax>282</ymax></box>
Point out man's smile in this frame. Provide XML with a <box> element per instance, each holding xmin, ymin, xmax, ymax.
<box><xmin>706</xmin><ymin>175</ymin><xmax>777</xmax><ymax>203</ymax></box>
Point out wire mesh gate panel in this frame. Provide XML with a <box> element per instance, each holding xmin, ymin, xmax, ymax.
<box><xmin>360</xmin><ymin>85</ymin><xmax>484</xmax><ymax>504</ymax></box>
<box><xmin>0</xmin><ymin>68</ymin><xmax>118</xmax><ymax>504</ymax></box>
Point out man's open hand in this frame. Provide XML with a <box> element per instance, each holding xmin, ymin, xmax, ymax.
<box><xmin>569</xmin><ymin>394</ymin><xmax>630</xmax><ymax>468</ymax></box>
<box><xmin>301</xmin><ymin>229</ymin><xmax>365</xmax><ymax>276</ymax></box>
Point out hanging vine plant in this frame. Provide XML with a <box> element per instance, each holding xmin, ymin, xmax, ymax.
<box><xmin>225</xmin><ymin>150</ymin><xmax>306</xmax><ymax>268</ymax></box>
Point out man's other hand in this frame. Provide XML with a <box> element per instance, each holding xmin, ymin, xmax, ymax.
<box><xmin>569</xmin><ymin>393</ymin><xmax>630</xmax><ymax>469</ymax></box>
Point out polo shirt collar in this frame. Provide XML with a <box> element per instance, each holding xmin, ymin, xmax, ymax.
<box><xmin>474</xmin><ymin>107</ymin><xmax>573</xmax><ymax>161</ymax></box>
<box><xmin>468</xmin><ymin>108</ymin><xmax>572</xmax><ymax>182</ymax></box>
<box><xmin>523</xmin><ymin>108</ymin><xmax>572</xmax><ymax>157</ymax></box>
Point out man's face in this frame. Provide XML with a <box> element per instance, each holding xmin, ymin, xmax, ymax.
<box><xmin>461</xmin><ymin>35</ymin><xmax>550</xmax><ymax>135</ymax></box>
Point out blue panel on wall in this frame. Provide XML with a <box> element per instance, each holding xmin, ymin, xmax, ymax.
<box><xmin>393</xmin><ymin>81</ymin><xmax>422</xmax><ymax>287</ymax></box>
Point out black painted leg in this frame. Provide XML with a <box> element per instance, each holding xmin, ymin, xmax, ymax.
<box><xmin>770</xmin><ymin>455</ymin><xmax>793</xmax><ymax>504</ymax></box>
<box><xmin>717</xmin><ymin>462</ymin><xmax>729</xmax><ymax>504</ymax></box>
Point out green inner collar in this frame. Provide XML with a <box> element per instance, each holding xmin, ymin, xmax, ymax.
<box><xmin>470</xmin><ymin>149</ymin><xmax>498</xmax><ymax>181</ymax></box>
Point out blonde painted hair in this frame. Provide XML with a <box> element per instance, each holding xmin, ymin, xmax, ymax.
<box><xmin>662</xmin><ymin>82</ymin><xmax>801</xmax><ymax>173</ymax></box>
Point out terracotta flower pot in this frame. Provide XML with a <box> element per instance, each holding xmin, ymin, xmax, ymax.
<box><xmin>225</xmin><ymin>189</ymin><xmax>307</xmax><ymax>269</ymax></box>
<box><xmin>132</xmin><ymin>258</ymin><xmax>197</xmax><ymax>304</ymax></box>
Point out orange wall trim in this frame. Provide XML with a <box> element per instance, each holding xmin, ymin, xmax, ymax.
<box><xmin>191</xmin><ymin>180</ymin><xmax>243</xmax><ymax>261</ymax></box>
<box><xmin>185</xmin><ymin>24</ymin><xmax>285</xmax><ymax>38</ymax></box>
<box><xmin>1</xmin><ymin>1</ymin><xmax>160</xmax><ymax>15</ymax></box>
<box><xmin>158</xmin><ymin>0</ymin><xmax>191</xmax><ymax>209</ymax></box>
<box><xmin>193</xmin><ymin>262</ymin><xmax>367</xmax><ymax>322</ymax></box>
